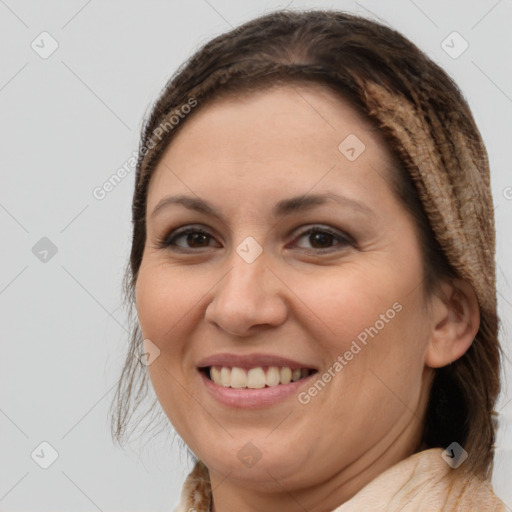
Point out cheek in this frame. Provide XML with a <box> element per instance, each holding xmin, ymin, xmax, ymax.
<box><xmin>135</xmin><ymin>261</ymin><xmax>201</xmax><ymax>341</ymax></box>
<box><xmin>288</xmin><ymin>261</ymin><xmax>404</xmax><ymax>349</ymax></box>
<box><xmin>134</xmin><ymin>263</ymin><xmax>203</xmax><ymax>434</ymax></box>
<box><xmin>293</xmin><ymin>258</ymin><xmax>428</xmax><ymax>392</ymax></box>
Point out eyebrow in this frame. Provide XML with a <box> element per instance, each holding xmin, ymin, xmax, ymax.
<box><xmin>150</xmin><ymin>192</ymin><xmax>374</xmax><ymax>221</ymax></box>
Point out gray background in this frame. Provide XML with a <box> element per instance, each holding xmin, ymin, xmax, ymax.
<box><xmin>1</xmin><ymin>0</ymin><xmax>511</xmax><ymax>510</ymax></box>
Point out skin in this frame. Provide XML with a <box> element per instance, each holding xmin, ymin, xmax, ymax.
<box><xmin>135</xmin><ymin>84</ymin><xmax>479</xmax><ymax>512</ymax></box>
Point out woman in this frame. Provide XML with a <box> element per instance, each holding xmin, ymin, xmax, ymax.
<box><xmin>110</xmin><ymin>10</ymin><xmax>506</xmax><ymax>511</ymax></box>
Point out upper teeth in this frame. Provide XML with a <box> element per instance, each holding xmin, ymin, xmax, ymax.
<box><xmin>209</xmin><ymin>366</ymin><xmax>311</xmax><ymax>389</ymax></box>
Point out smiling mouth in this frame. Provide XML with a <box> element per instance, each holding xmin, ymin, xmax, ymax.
<box><xmin>199</xmin><ymin>366</ymin><xmax>318</xmax><ymax>389</ymax></box>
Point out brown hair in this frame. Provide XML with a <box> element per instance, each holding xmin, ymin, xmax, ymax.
<box><xmin>109</xmin><ymin>9</ymin><xmax>501</xmax><ymax>479</ymax></box>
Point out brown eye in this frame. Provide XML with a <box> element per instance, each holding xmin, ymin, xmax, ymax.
<box><xmin>293</xmin><ymin>226</ymin><xmax>353</xmax><ymax>251</ymax></box>
<box><xmin>160</xmin><ymin>226</ymin><xmax>220</xmax><ymax>250</ymax></box>
<box><xmin>185</xmin><ymin>232</ymin><xmax>210</xmax><ymax>248</ymax></box>
<box><xmin>308</xmin><ymin>231</ymin><xmax>335</xmax><ymax>249</ymax></box>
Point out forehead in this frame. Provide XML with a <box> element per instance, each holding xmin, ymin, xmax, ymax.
<box><xmin>165</xmin><ymin>83</ymin><xmax>380</xmax><ymax>156</ymax></box>
<box><xmin>147</xmin><ymin>83</ymin><xmax>396</xmax><ymax>211</ymax></box>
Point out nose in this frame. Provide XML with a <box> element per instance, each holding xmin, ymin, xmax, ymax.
<box><xmin>204</xmin><ymin>249</ymin><xmax>288</xmax><ymax>337</ymax></box>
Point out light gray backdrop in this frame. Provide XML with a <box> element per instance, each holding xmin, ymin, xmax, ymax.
<box><xmin>1</xmin><ymin>0</ymin><xmax>511</xmax><ymax>510</ymax></box>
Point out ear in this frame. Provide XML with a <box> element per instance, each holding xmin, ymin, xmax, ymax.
<box><xmin>424</xmin><ymin>278</ymin><xmax>480</xmax><ymax>368</ymax></box>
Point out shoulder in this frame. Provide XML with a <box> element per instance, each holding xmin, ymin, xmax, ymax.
<box><xmin>173</xmin><ymin>460</ymin><xmax>211</xmax><ymax>512</ymax></box>
<box><xmin>335</xmin><ymin>448</ymin><xmax>506</xmax><ymax>512</ymax></box>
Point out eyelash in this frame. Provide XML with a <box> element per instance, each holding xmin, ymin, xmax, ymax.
<box><xmin>157</xmin><ymin>224</ymin><xmax>354</xmax><ymax>253</ymax></box>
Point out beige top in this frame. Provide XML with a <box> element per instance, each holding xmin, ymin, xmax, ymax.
<box><xmin>173</xmin><ymin>448</ymin><xmax>506</xmax><ymax>511</ymax></box>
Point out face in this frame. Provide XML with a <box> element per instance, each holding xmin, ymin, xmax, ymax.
<box><xmin>135</xmin><ymin>84</ymin><xmax>435</xmax><ymax>491</ymax></box>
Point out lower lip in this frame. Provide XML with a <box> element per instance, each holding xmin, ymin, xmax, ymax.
<box><xmin>199</xmin><ymin>370</ymin><xmax>317</xmax><ymax>409</ymax></box>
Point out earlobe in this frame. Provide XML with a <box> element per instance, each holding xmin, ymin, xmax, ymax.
<box><xmin>424</xmin><ymin>278</ymin><xmax>480</xmax><ymax>368</ymax></box>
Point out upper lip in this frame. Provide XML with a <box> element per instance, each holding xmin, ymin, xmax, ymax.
<box><xmin>197</xmin><ymin>352</ymin><xmax>318</xmax><ymax>371</ymax></box>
